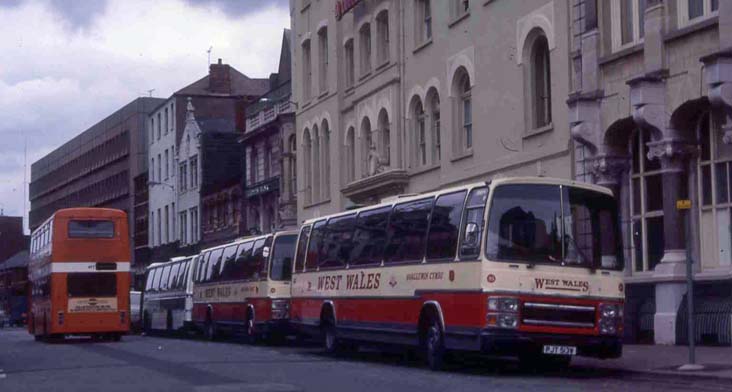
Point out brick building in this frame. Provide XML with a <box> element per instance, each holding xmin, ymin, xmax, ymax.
<box><xmin>147</xmin><ymin>60</ymin><xmax>270</xmax><ymax>261</ymax></box>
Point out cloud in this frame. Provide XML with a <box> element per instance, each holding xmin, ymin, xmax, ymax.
<box><xmin>0</xmin><ymin>0</ymin><xmax>289</xmax><ymax>232</ymax></box>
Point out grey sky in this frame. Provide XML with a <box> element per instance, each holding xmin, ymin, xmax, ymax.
<box><xmin>0</xmin><ymin>0</ymin><xmax>290</xmax><ymax>230</ymax></box>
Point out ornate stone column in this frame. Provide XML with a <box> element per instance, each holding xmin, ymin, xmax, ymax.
<box><xmin>627</xmin><ymin>71</ymin><xmax>693</xmax><ymax>344</ymax></box>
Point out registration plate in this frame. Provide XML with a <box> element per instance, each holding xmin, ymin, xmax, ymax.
<box><xmin>542</xmin><ymin>345</ymin><xmax>577</xmax><ymax>356</ymax></box>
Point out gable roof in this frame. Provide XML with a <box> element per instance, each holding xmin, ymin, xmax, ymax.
<box><xmin>175</xmin><ymin>67</ymin><xmax>269</xmax><ymax>97</ymax></box>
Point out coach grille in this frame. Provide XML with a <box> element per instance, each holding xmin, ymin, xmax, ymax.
<box><xmin>521</xmin><ymin>302</ymin><xmax>595</xmax><ymax>329</ymax></box>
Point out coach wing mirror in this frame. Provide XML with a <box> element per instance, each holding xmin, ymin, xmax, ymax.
<box><xmin>463</xmin><ymin>222</ymin><xmax>479</xmax><ymax>248</ymax></box>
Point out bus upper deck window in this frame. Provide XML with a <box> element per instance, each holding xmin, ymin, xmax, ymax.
<box><xmin>68</xmin><ymin>220</ymin><xmax>115</xmax><ymax>238</ymax></box>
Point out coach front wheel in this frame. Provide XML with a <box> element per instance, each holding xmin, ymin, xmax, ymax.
<box><xmin>424</xmin><ymin>316</ymin><xmax>445</xmax><ymax>371</ymax></box>
<box><xmin>204</xmin><ymin>321</ymin><xmax>217</xmax><ymax>341</ymax></box>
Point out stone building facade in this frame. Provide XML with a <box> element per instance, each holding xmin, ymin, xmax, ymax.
<box><xmin>569</xmin><ymin>0</ymin><xmax>732</xmax><ymax>345</ymax></box>
<box><xmin>291</xmin><ymin>0</ymin><xmax>573</xmax><ymax>223</ymax></box>
<box><xmin>242</xmin><ymin>30</ymin><xmax>298</xmax><ymax>234</ymax></box>
<box><xmin>291</xmin><ymin>0</ymin><xmax>732</xmax><ymax>345</ymax></box>
<box><xmin>147</xmin><ymin>61</ymin><xmax>269</xmax><ymax>261</ymax></box>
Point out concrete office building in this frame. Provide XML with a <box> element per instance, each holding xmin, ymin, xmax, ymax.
<box><xmin>291</xmin><ymin>0</ymin><xmax>732</xmax><ymax>345</ymax></box>
<box><xmin>29</xmin><ymin>97</ymin><xmax>164</xmax><ymax>279</ymax></box>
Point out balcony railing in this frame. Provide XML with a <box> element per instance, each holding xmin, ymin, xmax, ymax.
<box><xmin>245</xmin><ymin>82</ymin><xmax>293</xmax><ymax>133</ymax></box>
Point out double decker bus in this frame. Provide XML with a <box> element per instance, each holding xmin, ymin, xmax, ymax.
<box><xmin>290</xmin><ymin>177</ymin><xmax>624</xmax><ymax>369</ymax></box>
<box><xmin>142</xmin><ymin>255</ymin><xmax>196</xmax><ymax>334</ymax></box>
<box><xmin>191</xmin><ymin>230</ymin><xmax>298</xmax><ymax>342</ymax></box>
<box><xmin>28</xmin><ymin>208</ymin><xmax>131</xmax><ymax>341</ymax></box>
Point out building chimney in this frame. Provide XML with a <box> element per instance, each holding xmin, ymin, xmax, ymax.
<box><xmin>209</xmin><ymin>58</ymin><xmax>231</xmax><ymax>94</ymax></box>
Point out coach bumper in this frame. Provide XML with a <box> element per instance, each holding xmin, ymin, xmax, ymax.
<box><xmin>480</xmin><ymin>329</ymin><xmax>622</xmax><ymax>359</ymax></box>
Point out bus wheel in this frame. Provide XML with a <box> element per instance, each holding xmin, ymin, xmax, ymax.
<box><xmin>34</xmin><ymin>334</ymin><xmax>43</xmax><ymax>342</ymax></box>
<box><xmin>204</xmin><ymin>321</ymin><xmax>216</xmax><ymax>341</ymax></box>
<box><xmin>322</xmin><ymin>317</ymin><xmax>340</xmax><ymax>355</ymax></box>
<box><xmin>423</xmin><ymin>315</ymin><xmax>445</xmax><ymax>371</ymax></box>
<box><xmin>112</xmin><ymin>334</ymin><xmax>122</xmax><ymax>342</ymax></box>
<box><xmin>166</xmin><ymin>311</ymin><xmax>173</xmax><ymax>333</ymax></box>
<box><xmin>142</xmin><ymin>311</ymin><xmax>152</xmax><ymax>335</ymax></box>
<box><xmin>245</xmin><ymin>312</ymin><xmax>257</xmax><ymax>344</ymax></box>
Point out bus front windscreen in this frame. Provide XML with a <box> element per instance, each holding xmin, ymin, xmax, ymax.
<box><xmin>485</xmin><ymin>184</ymin><xmax>622</xmax><ymax>270</ymax></box>
<box><xmin>270</xmin><ymin>235</ymin><xmax>297</xmax><ymax>281</ymax></box>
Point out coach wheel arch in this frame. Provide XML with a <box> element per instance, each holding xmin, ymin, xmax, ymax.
<box><xmin>418</xmin><ymin>302</ymin><xmax>445</xmax><ymax>345</ymax></box>
<box><xmin>319</xmin><ymin>301</ymin><xmax>336</xmax><ymax>327</ymax></box>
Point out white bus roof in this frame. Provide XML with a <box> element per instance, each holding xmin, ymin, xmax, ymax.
<box><xmin>301</xmin><ymin>177</ymin><xmax>612</xmax><ymax>226</ymax></box>
<box><xmin>197</xmin><ymin>230</ymin><xmax>300</xmax><ymax>254</ymax></box>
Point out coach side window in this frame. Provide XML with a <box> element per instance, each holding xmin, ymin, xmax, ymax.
<box><xmin>168</xmin><ymin>263</ymin><xmax>180</xmax><ymax>290</ymax></box>
<box><xmin>320</xmin><ymin>214</ymin><xmax>356</xmax><ymax>269</ymax></box>
<box><xmin>258</xmin><ymin>236</ymin><xmax>273</xmax><ymax>278</ymax></box>
<box><xmin>169</xmin><ymin>262</ymin><xmax>181</xmax><ymax>289</ymax></box>
<box><xmin>305</xmin><ymin>220</ymin><xmax>327</xmax><ymax>271</ymax></box>
<box><xmin>427</xmin><ymin>190</ymin><xmax>467</xmax><ymax>261</ymax></box>
<box><xmin>145</xmin><ymin>268</ymin><xmax>157</xmax><ymax>291</ymax></box>
<box><xmin>206</xmin><ymin>248</ymin><xmax>224</xmax><ymax>282</ymax></box>
<box><xmin>153</xmin><ymin>267</ymin><xmax>164</xmax><ymax>291</ymax></box>
<box><xmin>233</xmin><ymin>241</ymin><xmax>254</xmax><ymax>280</ymax></box>
<box><xmin>349</xmin><ymin>207</ymin><xmax>391</xmax><ymax>266</ymax></box>
<box><xmin>160</xmin><ymin>265</ymin><xmax>172</xmax><ymax>291</ymax></box>
<box><xmin>195</xmin><ymin>252</ymin><xmax>209</xmax><ymax>282</ymax></box>
<box><xmin>244</xmin><ymin>238</ymin><xmax>267</xmax><ymax>280</ymax></box>
<box><xmin>384</xmin><ymin>198</ymin><xmax>434</xmax><ymax>263</ymax></box>
<box><xmin>459</xmin><ymin>186</ymin><xmax>488</xmax><ymax>259</ymax></box>
<box><xmin>219</xmin><ymin>245</ymin><xmax>239</xmax><ymax>281</ymax></box>
<box><xmin>294</xmin><ymin>225</ymin><xmax>311</xmax><ymax>273</ymax></box>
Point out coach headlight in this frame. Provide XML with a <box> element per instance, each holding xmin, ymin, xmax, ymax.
<box><xmin>271</xmin><ymin>299</ymin><xmax>290</xmax><ymax>320</ymax></box>
<box><xmin>487</xmin><ymin>296</ymin><xmax>519</xmax><ymax>329</ymax></box>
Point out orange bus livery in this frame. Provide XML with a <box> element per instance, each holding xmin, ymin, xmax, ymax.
<box><xmin>28</xmin><ymin>208</ymin><xmax>131</xmax><ymax>341</ymax></box>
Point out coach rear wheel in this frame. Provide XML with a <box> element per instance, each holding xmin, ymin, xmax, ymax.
<box><xmin>424</xmin><ymin>316</ymin><xmax>445</xmax><ymax>371</ymax></box>
<box><xmin>245</xmin><ymin>314</ymin><xmax>257</xmax><ymax>344</ymax></box>
<box><xmin>204</xmin><ymin>321</ymin><xmax>217</xmax><ymax>341</ymax></box>
<box><xmin>323</xmin><ymin>323</ymin><xmax>339</xmax><ymax>354</ymax></box>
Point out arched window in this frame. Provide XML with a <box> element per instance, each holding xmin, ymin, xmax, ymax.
<box><xmin>530</xmin><ymin>33</ymin><xmax>552</xmax><ymax>128</ymax></box>
<box><xmin>452</xmin><ymin>67</ymin><xmax>472</xmax><ymax>153</ymax></box>
<box><xmin>312</xmin><ymin>125</ymin><xmax>321</xmax><ymax>203</ymax></box>
<box><xmin>376</xmin><ymin>10</ymin><xmax>390</xmax><ymax>65</ymax></box>
<box><xmin>361</xmin><ymin>117</ymin><xmax>373</xmax><ymax>177</ymax></box>
<box><xmin>289</xmin><ymin>135</ymin><xmax>297</xmax><ymax>198</ymax></box>
<box><xmin>303</xmin><ymin>129</ymin><xmax>312</xmax><ymax>205</ymax></box>
<box><xmin>378</xmin><ymin>109</ymin><xmax>391</xmax><ymax>168</ymax></box>
<box><xmin>359</xmin><ymin>23</ymin><xmax>372</xmax><ymax>75</ymax></box>
<box><xmin>302</xmin><ymin>39</ymin><xmax>312</xmax><ymax>100</ymax></box>
<box><xmin>321</xmin><ymin>120</ymin><xmax>331</xmax><ymax>200</ymax></box>
<box><xmin>426</xmin><ymin>88</ymin><xmax>441</xmax><ymax>163</ymax></box>
<box><xmin>318</xmin><ymin>26</ymin><xmax>329</xmax><ymax>93</ymax></box>
<box><xmin>346</xmin><ymin>127</ymin><xmax>356</xmax><ymax>183</ymax></box>
<box><xmin>414</xmin><ymin>99</ymin><xmax>427</xmax><ymax>166</ymax></box>
<box><xmin>345</xmin><ymin>38</ymin><xmax>355</xmax><ymax>87</ymax></box>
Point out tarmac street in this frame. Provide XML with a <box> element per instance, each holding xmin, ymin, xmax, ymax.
<box><xmin>1</xmin><ymin>328</ymin><xmax>730</xmax><ymax>392</ymax></box>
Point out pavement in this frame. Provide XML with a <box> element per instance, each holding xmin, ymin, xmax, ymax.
<box><xmin>575</xmin><ymin>344</ymin><xmax>732</xmax><ymax>380</ymax></box>
<box><xmin>2</xmin><ymin>327</ymin><xmax>732</xmax><ymax>392</ymax></box>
